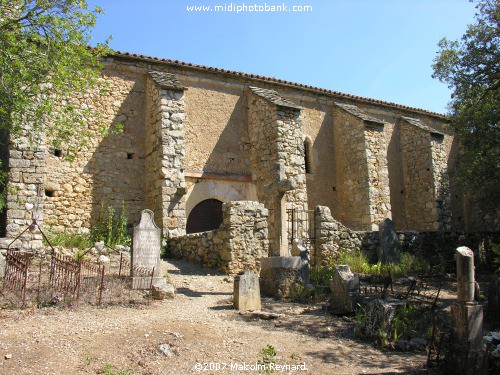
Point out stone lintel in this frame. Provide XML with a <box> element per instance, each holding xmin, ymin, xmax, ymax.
<box><xmin>184</xmin><ymin>170</ymin><xmax>252</xmax><ymax>182</ymax></box>
<box><xmin>334</xmin><ymin>102</ymin><xmax>385</xmax><ymax>126</ymax></box>
<box><xmin>148</xmin><ymin>71</ymin><xmax>186</xmax><ymax>91</ymax></box>
<box><xmin>249</xmin><ymin>86</ymin><xmax>302</xmax><ymax>110</ymax></box>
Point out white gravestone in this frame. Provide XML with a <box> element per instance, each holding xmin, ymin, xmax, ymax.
<box><xmin>132</xmin><ymin>210</ymin><xmax>162</xmax><ymax>284</ymax></box>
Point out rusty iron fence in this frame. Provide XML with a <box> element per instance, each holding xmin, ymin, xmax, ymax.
<box><xmin>1</xmin><ymin>249</ymin><xmax>155</xmax><ymax>309</ymax></box>
<box><xmin>287</xmin><ymin>208</ymin><xmax>315</xmax><ymax>243</ymax></box>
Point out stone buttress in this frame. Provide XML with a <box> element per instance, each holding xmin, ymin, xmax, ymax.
<box><xmin>145</xmin><ymin>71</ymin><xmax>187</xmax><ymax>238</ymax></box>
<box><xmin>333</xmin><ymin>103</ymin><xmax>391</xmax><ymax>231</ymax></box>
<box><xmin>247</xmin><ymin>87</ymin><xmax>308</xmax><ymax>256</ymax></box>
<box><xmin>1</xmin><ymin>127</ymin><xmax>45</xmax><ymax>251</ymax></box>
<box><xmin>400</xmin><ymin>117</ymin><xmax>451</xmax><ymax>230</ymax></box>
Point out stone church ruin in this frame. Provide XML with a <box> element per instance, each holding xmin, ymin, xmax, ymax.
<box><xmin>0</xmin><ymin>51</ymin><xmax>498</xmax><ymax>274</ymax></box>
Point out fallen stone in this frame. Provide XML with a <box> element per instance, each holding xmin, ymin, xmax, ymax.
<box><xmin>158</xmin><ymin>343</ymin><xmax>174</xmax><ymax>357</ymax></box>
<box><xmin>4</xmin><ymin>354</ymin><xmax>12</xmax><ymax>360</ymax></box>
<box><xmin>152</xmin><ymin>279</ymin><xmax>175</xmax><ymax>300</ymax></box>
<box><xmin>242</xmin><ymin>311</ymin><xmax>285</xmax><ymax>320</ymax></box>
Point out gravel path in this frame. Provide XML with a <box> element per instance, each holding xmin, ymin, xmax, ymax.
<box><xmin>0</xmin><ymin>259</ymin><xmax>431</xmax><ymax>374</ymax></box>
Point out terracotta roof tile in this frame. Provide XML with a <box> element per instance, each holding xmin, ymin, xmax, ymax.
<box><xmin>109</xmin><ymin>50</ymin><xmax>445</xmax><ymax>118</ymax></box>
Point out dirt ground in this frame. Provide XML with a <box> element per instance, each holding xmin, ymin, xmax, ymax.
<box><xmin>0</xmin><ymin>259</ymin><xmax>460</xmax><ymax>375</ymax></box>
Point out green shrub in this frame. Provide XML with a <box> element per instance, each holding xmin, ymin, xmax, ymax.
<box><xmin>91</xmin><ymin>200</ymin><xmax>130</xmax><ymax>247</ymax></box>
<box><xmin>258</xmin><ymin>344</ymin><xmax>277</xmax><ymax>373</ymax></box>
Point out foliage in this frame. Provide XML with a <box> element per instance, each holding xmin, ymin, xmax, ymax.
<box><xmin>493</xmin><ymin>242</ymin><xmax>500</xmax><ymax>271</ymax></box>
<box><xmin>290</xmin><ymin>282</ymin><xmax>315</xmax><ymax>303</ymax></box>
<box><xmin>432</xmin><ymin>0</ymin><xmax>500</xmax><ymax>209</ymax></box>
<box><xmin>0</xmin><ymin>0</ymin><xmax>110</xmax><ymax>209</ymax></box>
<box><xmin>91</xmin><ymin>200</ymin><xmax>130</xmax><ymax>247</ymax></box>
<box><xmin>336</xmin><ymin>250</ymin><xmax>431</xmax><ymax>278</ymax></box>
<box><xmin>43</xmin><ymin>229</ymin><xmax>92</xmax><ymax>250</ymax></box>
<box><xmin>258</xmin><ymin>344</ymin><xmax>277</xmax><ymax>373</ymax></box>
<box><xmin>102</xmin><ymin>363</ymin><xmax>132</xmax><ymax>375</ymax></box>
<box><xmin>354</xmin><ymin>302</ymin><xmax>449</xmax><ymax>348</ymax></box>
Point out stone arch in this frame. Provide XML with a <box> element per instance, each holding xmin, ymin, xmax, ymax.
<box><xmin>186</xmin><ymin>198</ymin><xmax>224</xmax><ymax>234</ymax></box>
<box><xmin>185</xmin><ymin>179</ymin><xmax>256</xmax><ymax>219</ymax></box>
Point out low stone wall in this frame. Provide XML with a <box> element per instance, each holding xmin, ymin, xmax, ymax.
<box><xmin>313</xmin><ymin>205</ymin><xmax>499</xmax><ymax>272</ymax></box>
<box><xmin>168</xmin><ymin>201</ymin><xmax>268</xmax><ymax>274</ymax></box>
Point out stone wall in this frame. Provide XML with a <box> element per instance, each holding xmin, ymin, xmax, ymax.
<box><xmin>247</xmin><ymin>87</ymin><xmax>307</xmax><ymax>256</ymax></box>
<box><xmin>312</xmin><ymin>205</ymin><xmax>498</xmax><ymax>272</ymax></box>
<box><xmin>169</xmin><ymin>201</ymin><xmax>268</xmax><ymax>275</ymax></box>
<box><xmin>0</xmin><ymin>129</ymin><xmax>8</xmax><ymax>238</ymax></box>
<box><xmin>314</xmin><ymin>205</ymin><xmax>362</xmax><ymax>266</ymax></box>
<box><xmin>43</xmin><ymin>67</ymin><xmax>147</xmax><ymax>233</ymax></box>
<box><xmin>183</xmin><ymin>80</ymin><xmax>250</xmax><ymax>176</ymax></box>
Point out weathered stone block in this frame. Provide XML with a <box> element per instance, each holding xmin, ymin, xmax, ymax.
<box><xmin>330</xmin><ymin>265</ymin><xmax>359</xmax><ymax>314</ymax></box>
<box><xmin>234</xmin><ymin>270</ymin><xmax>261</xmax><ymax>311</ymax></box>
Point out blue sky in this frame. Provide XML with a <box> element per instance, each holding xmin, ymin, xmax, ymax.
<box><xmin>87</xmin><ymin>0</ymin><xmax>477</xmax><ymax>114</ymax></box>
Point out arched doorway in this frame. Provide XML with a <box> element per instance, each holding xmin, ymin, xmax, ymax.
<box><xmin>186</xmin><ymin>199</ymin><xmax>223</xmax><ymax>234</ymax></box>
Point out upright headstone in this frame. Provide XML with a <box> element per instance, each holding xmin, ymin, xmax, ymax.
<box><xmin>132</xmin><ymin>210</ymin><xmax>162</xmax><ymax>284</ymax></box>
<box><xmin>0</xmin><ymin>251</ymin><xmax>5</xmax><ymax>278</ymax></box>
<box><xmin>377</xmin><ymin>218</ymin><xmax>399</xmax><ymax>264</ymax></box>
<box><xmin>446</xmin><ymin>247</ymin><xmax>484</xmax><ymax>375</ymax></box>
<box><xmin>234</xmin><ymin>270</ymin><xmax>261</xmax><ymax>311</ymax></box>
<box><xmin>330</xmin><ymin>265</ymin><xmax>359</xmax><ymax>314</ymax></box>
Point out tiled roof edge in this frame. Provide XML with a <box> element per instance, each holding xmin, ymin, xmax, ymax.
<box><xmin>106</xmin><ymin>50</ymin><xmax>447</xmax><ymax>119</ymax></box>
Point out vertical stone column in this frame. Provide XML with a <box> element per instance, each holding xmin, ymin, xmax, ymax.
<box><xmin>430</xmin><ymin>133</ymin><xmax>452</xmax><ymax>230</ymax></box>
<box><xmin>447</xmin><ymin>247</ymin><xmax>484</xmax><ymax>375</ymax></box>
<box><xmin>333</xmin><ymin>103</ymin><xmax>391</xmax><ymax>230</ymax></box>
<box><xmin>145</xmin><ymin>71</ymin><xmax>186</xmax><ymax>238</ymax></box>
<box><xmin>247</xmin><ymin>87</ymin><xmax>307</xmax><ymax>256</ymax></box>
<box><xmin>314</xmin><ymin>205</ymin><xmax>339</xmax><ymax>266</ymax></box>
<box><xmin>400</xmin><ymin>117</ymin><xmax>451</xmax><ymax>231</ymax></box>
<box><xmin>1</xmin><ymin>130</ymin><xmax>45</xmax><ymax>251</ymax></box>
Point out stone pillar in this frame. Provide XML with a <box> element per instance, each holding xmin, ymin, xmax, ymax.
<box><xmin>1</xmin><ymin>130</ymin><xmax>45</xmax><ymax>251</ymax></box>
<box><xmin>447</xmin><ymin>247</ymin><xmax>484</xmax><ymax>375</ymax></box>
<box><xmin>333</xmin><ymin>103</ymin><xmax>391</xmax><ymax>231</ymax></box>
<box><xmin>145</xmin><ymin>71</ymin><xmax>186</xmax><ymax>238</ymax></box>
<box><xmin>400</xmin><ymin>117</ymin><xmax>450</xmax><ymax>231</ymax></box>
<box><xmin>314</xmin><ymin>205</ymin><xmax>339</xmax><ymax>266</ymax></box>
<box><xmin>247</xmin><ymin>87</ymin><xmax>307</xmax><ymax>256</ymax></box>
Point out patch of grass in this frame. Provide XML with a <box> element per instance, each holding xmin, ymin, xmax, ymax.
<box><xmin>336</xmin><ymin>250</ymin><xmax>431</xmax><ymax>278</ymax></box>
<box><xmin>102</xmin><ymin>363</ymin><xmax>132</xmax><ymax>375</ymax></box>
<box><xmin>43</xmin><ymin>230</ymin><xmax>92</xmax><ymax>250</ymax></box>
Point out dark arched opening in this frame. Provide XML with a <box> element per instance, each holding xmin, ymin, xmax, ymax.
<box><xmin>186</xmin><ymin>199</ymin><xmax>223</xmax><ymax>234</ymax></box>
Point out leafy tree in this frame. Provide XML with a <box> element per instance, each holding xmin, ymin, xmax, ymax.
<box><xmin>0</xmin><ymin>0</ymin><xmax>109</xmax><ymax>210</ymax></box>
<box><xmin>432</xmin><ymin>0</ymin><xmax>499</xmax><ymax>209</ymax></box>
